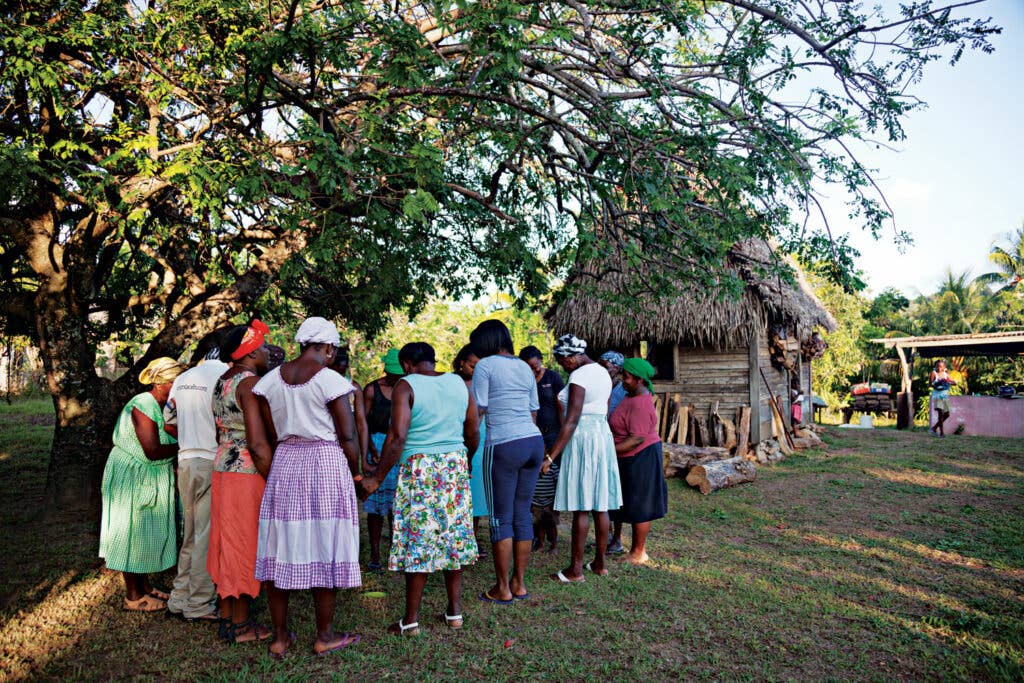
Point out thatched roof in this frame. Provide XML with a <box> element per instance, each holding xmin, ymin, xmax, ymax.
<box><xmin>546</xmin><ymin>239</ymin><xmax>836</xmax><ymax>350</ymax></box>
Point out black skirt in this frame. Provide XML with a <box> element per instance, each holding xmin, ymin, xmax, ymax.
<box><xmin>609</xmin><ymin>441</ymin><xmax>668</xmax><ymax>524</ymax></box>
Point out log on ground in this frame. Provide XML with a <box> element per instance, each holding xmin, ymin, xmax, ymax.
<box><xmin>685</xmin><ymin>456</ymin><xmax>757</xmax><ymax>494</ymax></box>
<box><xmin>662</xmin><ymin>443</ymin><xmax>731</xmax><ymax>478</ymax></box>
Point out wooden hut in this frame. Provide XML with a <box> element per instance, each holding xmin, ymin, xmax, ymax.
<box><xmin>546</xmin><ymin>239</ymin><xmax>836</xmax><ymax>447</ymax></box>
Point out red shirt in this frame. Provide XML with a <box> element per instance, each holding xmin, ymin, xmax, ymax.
<box><xmin>608</xmin><ymin>394</ymin><xmax>661</xmax><ymax>458</ymax></box>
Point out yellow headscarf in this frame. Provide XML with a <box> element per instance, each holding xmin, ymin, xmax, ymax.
<box><xmin>138</xmin><ymin>357</ymin><xmax>187</xmax><ymax>385</ymax></box>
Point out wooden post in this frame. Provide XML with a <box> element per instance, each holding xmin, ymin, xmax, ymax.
<box><xmin>895</xmin><ymin>345</ymin><xmax>913</xmax><ymax>430</ymax></box>
<box><xmin>659</xmin><ymin>391</ymin><xmax>671</xmax><ymax>437</ymax></box>
<box><xmin>695</xmin><ymin>416</ymin><xmax>710</xmax><ymax>447</ymax></box>
<box><xmin>666</xmin><ymin>394</ymin><xmax>681</xmax><ymax>443</ymax></box>
<box><xmin>748</xmin><ymin>333</ymin><xmax>761</xmax><ymax>445</ymax></box>
<box><xmin>676</xmin><ymin>402</ymin><xmax>690</xmax><ymax>444</ymax></box>
<box><xmin>687</xmin><ymin>403</ymin><xmax>697</xmax><ymax>446</ymax></box>
<box><xmin>760</xmin><ymin>367</ymin><xmax>797</xmax><ymax>452</ymax></box>
<box><xmin>736</xmin><ymin>406</ymin><xmax>751</xmax><ymax>456</ymax></box>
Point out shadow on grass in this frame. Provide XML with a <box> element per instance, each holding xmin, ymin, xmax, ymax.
<box><xmin>1</xmin><ymin>408</ymin><xmax>1022</xmax><ymax>681</ymax></box>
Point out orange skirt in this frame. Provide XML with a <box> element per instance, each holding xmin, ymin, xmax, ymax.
<box><xmin>207</xmin><ymin>470</ymin><xmax>265</xmax><ymax>599</ymax></box>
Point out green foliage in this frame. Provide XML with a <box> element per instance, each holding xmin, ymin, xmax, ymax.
<box><xmin>1</xmin><ymin>0</ymin><xmax>1001</xmax><ymax>348</ymax></box>
<box><xmin>806</xmin><ymin>269</ymin><xmax>867</xmax><ymax>407</ymax></box>
<box><xmin>912</xmin><ymin>270</ymin><xmax>996</xmax><ymax>336</ymax></box>
<box><xmin>336</xmin><ymin>295</ymin><xmax>554</xmax><ymax>386</ymax></box>
<box><xmin>0</xmin><ymin>0</ymin><xmax>1003</xmax><ymax>493</ymax></box>
<box><xmin>979</xmin><ymin>224</ymin><xmax>1024</xmax><ymax>296</ymax></box>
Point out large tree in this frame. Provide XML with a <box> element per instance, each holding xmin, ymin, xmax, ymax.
<box><xmin>0</xmin><ymin>0</ymin><xmax>998</xmax><ymax>508</ymax></box>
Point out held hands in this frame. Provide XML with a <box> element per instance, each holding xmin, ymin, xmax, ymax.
<box><xmin>357</xmin><ymin>475</ymin><xmax>381</xmax><ymax>500</ymax></box>
<box><xmin>540</xmin><ymin>452</ymin><xmax>554</xmax><ymax>475</ymax></box>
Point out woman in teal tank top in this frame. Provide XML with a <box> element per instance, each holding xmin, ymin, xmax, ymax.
<box><xmin>360</xmin><ymin>342</ymin><xmax>481</xmax><ymax>635</ymax></box>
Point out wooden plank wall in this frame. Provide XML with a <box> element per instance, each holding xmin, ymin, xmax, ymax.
<box><xmin>653</xmin><ymin>346</ymin><xmax>750</xmax><ymax>412</ymax></box>
<box><xmin>644</xmin><ymin>328</ymin><xmax>804</xmax><ymax>446</ymax></box>
<box><xmin>652</xmin><ymin>345</ymin><xmax>751</xmax><ymax>443</ymax></box>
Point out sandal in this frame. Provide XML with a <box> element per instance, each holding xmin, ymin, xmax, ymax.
<box><xmin>227</xmin><ymin>618</ymin><xmax>272</xmax><ymax>644</ymax></box>
<box><xmin>478</xmin><ymin>589</ymin><xmax>513</xmax><ymax>605</ymax></box>
<box><xmin>314</xmin><ymin>632</ymin><xmax>361</xmax><ymax>655</ymax></box>
<box><xmin>387</xmin><ymin>618</ymin><xmax>420</xmax><ymax>636</ymax></box>
<box><xmin>124</xmin><ymin>595</ymin><xmax>167</xmax><ymax>612</ymax></box>
<box><xmin>585</xmin><ymin>561</ymin><xmax>608</xmax><ymax>576</ymax></box>
<box><xmin>443</xmin><ymin>611</ymin><xmax>463</xmax><ymax>630</ymax></box>
<box><xmin>217</xmin><ymin>617</ymin><xmax>231</xmax><ymax>640</ymax></box>
<box><xmin>147</xmin><ymin>588</ymin><xmax>170</xmax><ymax>601</ymax></box>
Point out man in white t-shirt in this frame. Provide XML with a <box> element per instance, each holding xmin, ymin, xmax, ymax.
<box><xmin>163</xmin><ymin>344</ymin><xmax>229</xmax><ymax>621</ymax></box>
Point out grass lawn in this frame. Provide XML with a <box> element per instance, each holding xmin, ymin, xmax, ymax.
<box><xmin>1</xmin><ymin>397</ymin><xmax>1023</xmax><ymax>681</ymax></box>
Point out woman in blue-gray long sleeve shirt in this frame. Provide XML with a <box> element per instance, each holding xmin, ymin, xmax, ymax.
<box><xmin>470</xmin><ymin>320</ymin><xmax>545</xmax><ymax>604</ymax></box>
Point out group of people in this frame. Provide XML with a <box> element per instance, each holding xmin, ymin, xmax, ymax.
<box><xmin>98</xmin><ymin>316</ymin><xmax>668</xmax><ymax>656</ymax></box>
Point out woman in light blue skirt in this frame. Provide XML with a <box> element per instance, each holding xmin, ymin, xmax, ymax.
<box><xmin>543</xmin><ymin>334</ymin><xmax>622</xmax><ymax>583</ymax></box>
<box><xmin>454</xmin><ymin>345</ymin><xmax>490</xmax><ymax>557</ymax></box>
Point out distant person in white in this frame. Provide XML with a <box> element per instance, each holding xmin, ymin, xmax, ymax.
<box><xmin>163</xmin><ymin>337</ymin><xmax>230</xmax><ymax>621</ymax></box>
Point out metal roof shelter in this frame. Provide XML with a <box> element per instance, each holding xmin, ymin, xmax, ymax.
<box><xmin>872</xmin><ymin>331</ymin><xmax>1024</xmax><ymax>358</ymax></box>
<box><xmin>870</xmin><ymin>330</ymin><xmax>1024</xmax><ymax>428</ymax></box>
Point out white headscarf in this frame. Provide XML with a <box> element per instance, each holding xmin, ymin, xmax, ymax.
<box><xmin>295</xmin><ymin>316</ymin><xmax>340</xmax><ymax>346</ymax></box>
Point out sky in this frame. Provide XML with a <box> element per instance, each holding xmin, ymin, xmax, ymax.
<box><xmin>824</xmin><ymin>0</ymin><xmax>1024</xmax><ymax>299</ymax></box>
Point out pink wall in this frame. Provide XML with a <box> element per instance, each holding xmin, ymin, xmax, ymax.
<box><xmin>930</xmin><ymin>396</ymin><xmax>1024</xmax><ymax>437</ymax></box>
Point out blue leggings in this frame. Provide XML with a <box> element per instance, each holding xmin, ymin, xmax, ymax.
<box><xmin>484</xmin><ymin>435</ymin><xmax>545</xmax><ymax>543</ymax></box>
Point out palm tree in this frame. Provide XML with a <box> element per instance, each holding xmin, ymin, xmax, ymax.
<box><xmin>978</xmin><ymin>225</ymin><xmax>1024</xmax><ymax>296</ymax></box>
<box><xmin>913</xmin><ymin>269</ymin><xmax>996</xmax><ymax>336</ymax></box>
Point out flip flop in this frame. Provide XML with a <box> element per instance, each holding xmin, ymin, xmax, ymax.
<box><xmin>268</xmin><ymin>631</ymin><xmax>296</xmax><ymax>660</ymax></box>
<box><xmin>584</xmin><ymin>562</ymin><xmax>608</xmax><ymax>576</ymax></box>
<box><xmin>478</xmin><ymin>590</ymin><xmax>513</xmax><ymax>605</ymax></box>
<box><xmin>551</xmin><ymin>570</ymin><xmax>584</xmax><ymax>584</ymax></box>
<box><xmin>512</xmin><ymin>592</ymin><xmax>531</xmax><ymax>601</ymax></box>
<box><xmin>314</xmin><ymin>632</ymin><xmax>361</xmax><ymax>655</ymax></box>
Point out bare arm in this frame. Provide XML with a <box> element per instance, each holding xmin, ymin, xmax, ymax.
<box><xmin>614</xmin><ymin>435</ymin><xmax>646</xmax><ymax>455</ymax></box>
<box><xmin>362</xmin><ymin>380</ymin><xmax>412</xmax><ymax>496</ymax></box>
<box><xmin>362</xmin><ymin>382</ymin><xmax>378</xmax><ymax>470</ymax></box>
<box><xmin>546</xmin><ymin>383</ymin><xmax>585</xmax><ymax>464</ymax></box>
<box><xmin>162</xmin><ymin>393</ymin><xmax>178</xmax><ymax>439</ymax></box>
<box><xmin>464</xmin><ymin>390</ymin><xmax>480</xmax><ymax>470</ymax></box>
<box><xmin>238</xmin><ymin>377</ymin><xmax>273</xmax><ymax>478</ymax></box>
<box><xmin>328</xmin><ymin>393</ymin><xmax>361</xmax><ymax>477</ymax></box>
<box><xmin>351</xmin><ymin>380</ymin><xmax>369</xmax><ymax>467</ymax></box>
<box><xmin>132</xmin><ymin>409</ymin><xmax>178</xmax><ymax>461</ymax></box>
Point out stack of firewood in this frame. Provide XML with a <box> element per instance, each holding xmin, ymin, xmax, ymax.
<box><xmin>659</xmin><ymin>400</ymin><xmax>826</xmax><ymax>495</ymax></box>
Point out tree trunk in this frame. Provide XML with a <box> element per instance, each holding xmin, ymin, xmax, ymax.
<box><xmin>735</xmin><ymin>405</ymin><xmax>751</xmax><ymax>456</ymax></box>
<box><xmin>662</xmin><ymin>443</ymin><xmax>730</xmax><ymax>478</ymax></box>
<box><xmin>686</xmin><ymin>456</ymin><xmax>757</xmax><ymax>494</ymax></box>
<box><xmin>33</xmin><ymin>261</ymin><xmax>122</xmax><ymax>513</ymax></box>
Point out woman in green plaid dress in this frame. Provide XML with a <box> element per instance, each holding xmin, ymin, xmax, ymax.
<box><xmin>99</xmin><ymin>357</ymin><xmax>186</xmax><ymax>612</ymax></box>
